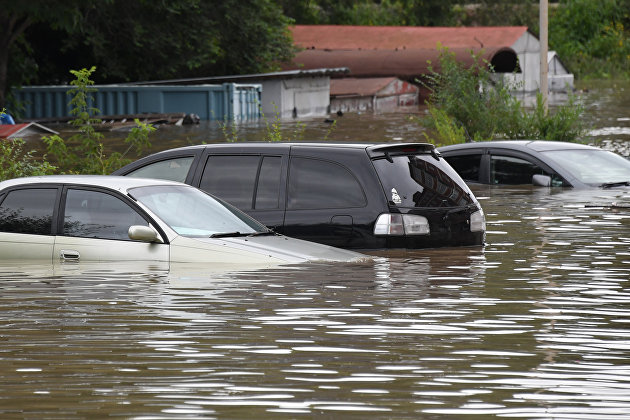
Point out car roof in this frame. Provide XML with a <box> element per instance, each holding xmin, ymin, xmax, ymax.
<box><xmin>437</xmin><ymin>140</ymin><xmax>600</xmax><ymax>153</ymax></box>
<box><xmin>143</xmin><ymin>141</ymin><xmax>435</xmax><ymax>154</ymax></box>
<box><xmin>0</xmin><ymin>175</ymin><xmax>185</xmax><ymax>193</ymax></box>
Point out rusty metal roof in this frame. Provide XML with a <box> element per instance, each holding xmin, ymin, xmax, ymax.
<box><xmin>330</xmin><ymin>77</ymin><xmax>419</xmax><ymax>97</ymax></box>
<box><xmin>288</xmin><ymin>47</ymin><xmax>518</xmax><ymax>78</ymax></box>
<box><xmin>291</xmin><ymin>25</ymin><xmax>529</xmax><ymax>50</ymax></box>
<box><xmin>286</xmin><ymin>25</ymin><xmax>525</xmax><ymax>78</ymax></box>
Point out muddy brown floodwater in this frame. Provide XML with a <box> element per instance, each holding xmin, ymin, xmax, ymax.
<box><xmin>2</xmin><ymin>82</ymin><xmax>630</xmax><ymax>419</ymax></box>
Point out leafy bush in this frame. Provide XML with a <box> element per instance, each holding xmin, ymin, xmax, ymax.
<box><xmin>421</xmin><ymin>105</ymin><xmax>468</xmax><ymax>146</ymax></box>
<box><xmin>1</xmin><ymin>108</ymin><xmax>56</xmax><ymax>181</ymax></box>
<box><xmin>43</xmin><ymin>67</ymin><xmax>154</xmax><ymax>174</ymax></box>
<box><xmin>420</xmin><ymin>47</ymin><xmax>588</xmax><ymax>146</ymax></box>
<box><xmin>0</xmin><ymin>138</ymin><xmax>57</xmax><ymax>181</ymax></box>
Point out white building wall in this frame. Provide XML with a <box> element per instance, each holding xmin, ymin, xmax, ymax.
<box><xmin>259</xmin><ymin>80</ymin><xmax>284</xmax><ymax>118</ymax></box>
<box><xmin>504</xmin><ymin>31</ymin><xmax>541</xmax><ymax>93</ymax></box>
<box><xmin>503</xmin><ymin>32</ymin><xmax>574</xmax><ymax>93</ymax></box>
<box><xmin>261</xmin><ymin>77</ymin><xmax>330</xmax><ymax>119</ymax></box>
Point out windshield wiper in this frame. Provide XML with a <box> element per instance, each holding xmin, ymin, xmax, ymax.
<box><xmin>210</xmin><ymin>230</ymin><xmax>275</xmax><ymax>238</ymax></box>
<box><xmin>209</xmin><ymin>231</ymin><xmax>248</xmax><ymax>238</ymax></box>
<box><xmin>601</xmin><ymin>181</ymin><xmax>630</xmax><ymax>189</ymax></box>
<box><xmin>247</xmin><ymin>230</ymin><xmax>277</xmax><ymax>237</ymax></box>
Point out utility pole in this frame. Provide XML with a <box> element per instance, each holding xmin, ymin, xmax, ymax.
<box><xmin>540</xmin><ymin>0</ymin><xmax>549</xmax><ymax>112</ymax></box>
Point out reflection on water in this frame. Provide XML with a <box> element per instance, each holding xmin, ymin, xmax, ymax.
<box><xmin>2</xmin><ymin>186</ymin><xmax>630</xmax><ymax>418</ymax></box>
<box><xmin>4</xmin><ymin>82</ymin><xmax>630</xmax><ymax>418</ymax></box>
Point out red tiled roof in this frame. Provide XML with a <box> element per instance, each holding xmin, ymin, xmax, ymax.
<box><xmin>291</xmin><ymin>25</ymin><xmax>529</xmax><ymax>50</ymax></box>
<box><xmin>0</xmin><ymin>122</ymin><xmax>58</xmax><ymax>139</ymax></box>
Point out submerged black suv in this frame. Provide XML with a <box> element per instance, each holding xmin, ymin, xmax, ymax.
<box><xmin>113</xmin><ymin>143</ymin><xmax>485</xmax><ymax>249</ymax></box>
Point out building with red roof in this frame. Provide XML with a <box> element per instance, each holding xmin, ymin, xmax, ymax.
<box><xmin>288</xmin><ymin>25</ymin><xmax>573</xmax><ymax>96</ymax></box>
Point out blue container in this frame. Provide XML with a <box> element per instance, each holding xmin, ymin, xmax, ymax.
<box><xmin>12</xmin><ymin>83</ymin><xmax>262</xmax><ymax>121</ymax></box>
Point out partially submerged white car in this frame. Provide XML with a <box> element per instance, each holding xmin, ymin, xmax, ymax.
<box><xmin>0</xmin><ymin>176</ymin><xmax>366</xmax><ymax>267</ymax></box>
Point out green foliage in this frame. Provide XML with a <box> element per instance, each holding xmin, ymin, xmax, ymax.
<box><xmin>279</xmin><ymin>0</ymin><xmax>456</xmax><ymax>26</ymax></box>
<box><xmin>43</xmin><ymin>67</ymin><xmax>154</xmax><ymax>174</ymax></box>
<box><xmin>422</xmin><ymin>47</ymin><xmax>522</xmax><ymax>141</ymax></box>
<box><xmin>453</xmin><ymin>1</ymin><xmax>539</xmax><ymax>28</ymax></box>
<box><xmin>15</xmin><ymin>0</ymin><xmax>294</xmax><ymax>86</ymax></box>
<box><xmin>260</xmin><ymin>104</ymin><xmax>306</xmax><ymax>142</ymax></box>
<box><xmin>550</xmin><ymin>0</ymin><xmax>630</xmax><ymax>79</ymax></box>
<box><xmin>1</xmin><ymin>107</ymin><xmax>56</xmax><ymax>180</ymax></box>
<box><xmin>218</xmin><ymin>117</ymin><xmax>240</xmax><ymax>143</ymax></box>
<box><xmin>421</xmin><ymin>47</ymin><xmax>588</xmax><ymax>146</ymax></box>
<box><xmin>502</xmin><ymin>94</ymin><xmax>587</xmax><ymax>142</ymax></box>
<box><xmin>421</xmin><ymin>105</ymin><xmax>467</xmax><ymax>146</ymax></box>
<box><xmin>219</xmin><ymin>103</ymin><xmax>307</xmax><ymax>143</ymax></box>
<box><xmin>0</xmin><ymin>138</ymin><xmax>57</xmax><ymax>181</ymax></box>
<box><xmin>0</xmin><ymin>0</ymin><xmax>87</xmax><ymax>106</ymax></box>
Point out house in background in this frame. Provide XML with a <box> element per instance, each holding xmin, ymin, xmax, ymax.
<box><xmin>547</xmin><ymin>51</ymin><xmax>574</xmax><ymax>92</ymax></box>
<box><xmin>287</xmin><ymin>25</ymin><xmax>574</xmax><ymax>98</ymax></box>
<box><xmin>129</xmin><ymin>68</ymin><xmax>349</xmax><ymax>119</ymax></box>
<box><xmin>0</xmin><ymin>121</ymin><xmax>58</xmax><ymax>139</ymax></box>
<box><xmin>330</xmin><ymin>77</ymin><xmax>419</xmax><ymax>113</ymax></box>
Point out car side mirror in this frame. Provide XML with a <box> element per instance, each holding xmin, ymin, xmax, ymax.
<box><xmin>128</xmin><ymin>225</ymin><xmax>164</xmax><ymax>243</ymax></box>
<box><xmin>532</xmin><ymin>174</ymin><xmax>552</xmax><ymax>187</ymax></box>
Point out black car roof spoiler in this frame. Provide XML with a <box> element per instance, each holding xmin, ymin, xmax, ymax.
<box><xmin>367</xmin><ymin>143</ymin><xmax>440</xmax><ymax>160</ymax></box>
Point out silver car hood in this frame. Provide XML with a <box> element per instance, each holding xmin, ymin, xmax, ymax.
<box><xmin>192</xmin><ymin>234</ymin><xmax>368</xmax><ymax>263</ymax></box>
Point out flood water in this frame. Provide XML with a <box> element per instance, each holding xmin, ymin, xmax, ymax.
<box><xmin>2</xmin><ymin>82</ymin><xmax>630</xmax><ymax>418</ymax></box>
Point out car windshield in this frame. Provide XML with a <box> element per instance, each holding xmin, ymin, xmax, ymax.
<box><xmin>128</xmin><ymin>185</ymin><xmax>268</xmax><ymax>237</ymax></box>
<box><xmin>372</xmin><ymin>154</ymin><xmax>475</xmax><ymax>207</ymax></box>
<box><xmin>543</xmin><ymin>149</ymin><xmax>630</xmax><ymax>186</ymax></box>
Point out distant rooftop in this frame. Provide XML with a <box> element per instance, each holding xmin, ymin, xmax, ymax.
<box><xmin>291</xmin><ymin>25</ymin><xmax>530</xmax><ymax>51</ymax></box>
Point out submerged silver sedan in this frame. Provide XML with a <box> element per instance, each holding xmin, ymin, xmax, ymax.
<box><xmin>0</xmin><ymin>176</ymin><xmax>366</xmax><ymax>266</ymax></box>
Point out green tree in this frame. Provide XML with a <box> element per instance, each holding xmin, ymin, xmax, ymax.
<box><xmin>0</xmin><ymin>0</ymin><xmax>87</xmax><ymax>107</ymax></box>
<box><xmin>4</xmin><ymin>0</ymin><xmax>295</xmax><ymax>108</ymax></box>
<box><xmin>453</xmin><ymin>1</ymin><xmax>539</xmax><ymax>28</ymax></box>
<box><xmin>278</xmin><ymin>0</ymin><xmax>455</xmax><ymax>26</ymax></box>
<box><xmin>549</xmin><ymin>0</ymin><xmax>630</xmax><ymax>78</ymax></box>
<box><xmin>62</xmin><ymin>0</ymin><xmax>294</xmax><ymax>81</ymax></box>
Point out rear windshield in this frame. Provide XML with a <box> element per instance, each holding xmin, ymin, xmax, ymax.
<box><xmin>372</xmin><ymin>154</ymin><xmax>475</xmax><ymax>207</ymax></box>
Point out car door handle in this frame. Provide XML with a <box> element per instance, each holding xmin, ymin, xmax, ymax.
<box><xmin>60</xmin><ymin>249</ymin><xmax>80</xmax><ymax>261</ymax></box>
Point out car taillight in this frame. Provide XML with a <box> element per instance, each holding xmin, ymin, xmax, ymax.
<box><xmin>373</xmin><ymin>214</ymin><xmax>430</xmax><ymax>236</ymax></box>
<box><xmin>470</xmin><ymin>209</ymin><xmax>486</xmax><ymax>232</ymax></box>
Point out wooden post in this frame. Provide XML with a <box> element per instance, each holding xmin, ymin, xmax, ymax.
<box><xmin>540</xmin><ymin>0</ymin><xmax>549</xmax><ymax>111</ymax></box>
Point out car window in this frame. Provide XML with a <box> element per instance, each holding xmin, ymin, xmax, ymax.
<box><xmin>126</xmin><ymin>156</ymin><xmax>194</xmax><ymax>182</ymax></box>
<box><xmin>288</xmin><ymin>157</ymin><xmax>366</xmax><ymax>209</ymax></box>
<box><xmin>63</xmin><ymin>189</ymin><xmax>147</xmax><ymax>241</ymax></box>
<box><xmin>255</xmin><ymin>156</ymin><xmax>282</xmax><ymax>209</ymax></box>
<box><xmin>200</xmin><ymin>155</ymin><xmax>259</xmax><ymax>208</ymax></box>
<box><xmin>443</xmin><ymin>154</ymin><xmax>482</xmax><ymax>182</ymax></box>
<box><xmin>491</xmin><ymin>155</ymin><xmax>558</xmax><ymax>185</ymax></box>
<box><xmin>0</xmin><ymin>188</ymin><xmax>57</xmax><ymax>235</ymax></box>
